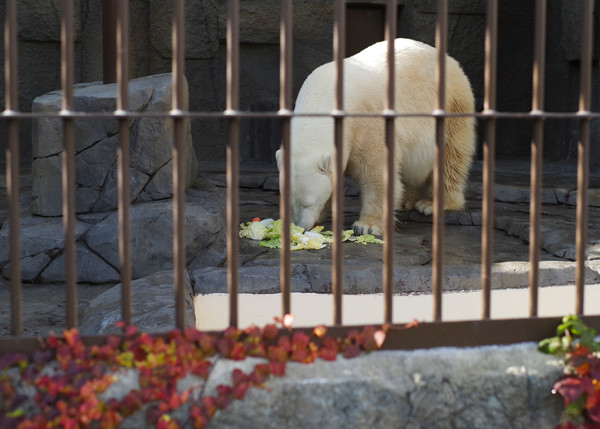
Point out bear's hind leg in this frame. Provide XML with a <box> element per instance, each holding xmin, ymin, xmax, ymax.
<box><xmin>415</xmin><ymin>111</ymin><xmax>474</xmax><ymax>216</ymax></box>
<box><xmin>400</xmin><ymin>185</ymin><xmax>419</xmax><ymax>211</ymax></box>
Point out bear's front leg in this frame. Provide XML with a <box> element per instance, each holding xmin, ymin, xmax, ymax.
<box><xmin>352</xmin><ymin>174</ymin><xmax>402</xmax><ymax>236</ymax></box>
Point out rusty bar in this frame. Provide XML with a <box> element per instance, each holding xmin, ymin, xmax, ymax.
<box><xmin>227</xmin><ymin>0</ymin><xmax>240</xmax><ymax>328</ymax></box>
<box><xmin>279</xmin><ymin>0</ymin><xmax>293</xmax><ymax>317</ymax></box>
<box><xmin>383</xmin><ymin>0</ymin><xmax>397</xmax><ymax>324</ymax></box>
<box><xmin>102</xmin><ymin>0</ymin><xmax>117</xmax><ymax>84</ymax></box>
<box><xmin>172</xmin><ymin>0</ymin><xmax>187</xmax><ymax>330</ymax></box>
<box><xmin>529</xmin><ymin>0</ymin><xmax>546</xmax><ymax>317</ymax></box>
<box><xmin>61</xmin><ymin>0</ymin><xmax>78</xmax><ymax>329</ymax></box>
<box><xmin>432</xmin><ymin>0</ymin><xmax>447</xmax><ymax>322</ymax></box>
<box><xmin>116</xmin><ymin>0</ymin><xmax>132</xmax><ymax>326</ymax></box>
<box><xmin>5</xmin><ymin>0</ymin><xmax>22</xmax><ymax>335</ymax></box>
<box><xmin>575</xmin><ymin>0</ymin><xmax>594</xmax><ymax>315</ymax></box>
<box><xmin>481</xmin><ymin>0</ymin><xmax>498</xmax><ymax>319</ymax></box>
<box><xmin>332</xmin><ymin>0</ymin><xmax>345</xmax><ymax>325</ymax></box>
<box><xmin>5</xmin><ymin>315</ymin><xmax>600</xmax><ymax>355</ymax></box>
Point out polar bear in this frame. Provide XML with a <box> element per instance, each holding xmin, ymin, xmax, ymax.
<box><xmin>276</xmin><ymin>38</ymin><xmax>476</xmax><ymax>235</ymax></box>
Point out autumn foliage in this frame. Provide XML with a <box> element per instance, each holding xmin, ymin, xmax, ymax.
<box><xmin>0</xmin><ymin>319</ymin><xmax>388</xmax><ymax>429</ymax></box>
<box><xmin>539</xmin><ymin>315</ymin><xmax>600</xmax><ymax>429</ymax></box>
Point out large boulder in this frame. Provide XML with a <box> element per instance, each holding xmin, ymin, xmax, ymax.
<box><xmin>31</xmin><ymin>73</ymin><xmax>197</xmax><ymax>216</ymax></box>
<box><xmin>0</xmin><ymin>190</ymin><xmax>225</xmax><ymax>284</ymax></box>
<box><xmin>78</xmin><ymin>270</ymin><xmax>196</xmax><ymax>335</ymax></box>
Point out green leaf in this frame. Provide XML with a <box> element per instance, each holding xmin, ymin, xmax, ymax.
<box><xmin>538</xmin><ymin>336</ymin><xmax>561</xmax><ymax>354</ymax></box>
<box><xmin>6</xmin><ymin>408</ymin><xmax>24</xmax><ymax>418</ymax></box>
<box><xmin>259</xmin><ymin>238</ymin><xmax>280</xmax><ymax>248</ymax></box>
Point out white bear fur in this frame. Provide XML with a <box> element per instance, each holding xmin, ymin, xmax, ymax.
<box><xmin>276</xmin><ymin>38</ymin><xmax>476</xmax><ymax>235</ymax></box>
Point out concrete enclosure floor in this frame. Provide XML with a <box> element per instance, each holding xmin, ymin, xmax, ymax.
<box><xmin>2</xmin><ymin>159</ymin><xmax>600</xmax><ymax>336</ymax></box>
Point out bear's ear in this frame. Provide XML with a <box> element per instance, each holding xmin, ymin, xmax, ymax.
<box><xmin>275</xmin><ymin>149</ymin><xmax>282</xmax><ymax>171</ymax></box>
<box><xmin>318</xmin><ymin>152</ymin><xmax>332</xmax><ymax>173</ymax></box>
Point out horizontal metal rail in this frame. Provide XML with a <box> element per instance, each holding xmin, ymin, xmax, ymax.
<box><xmin>3</xmin><ymin>110</ymin><xmax>600</xmax><ymax>120</ymax></box>
<box><xmin>3</xmin><ymin>315</ymin><xmax>600</xmax><ymax>355</ymax></box>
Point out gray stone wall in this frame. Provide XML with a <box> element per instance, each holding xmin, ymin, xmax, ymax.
<box><xmin>0</xmin><ymin>0</ymin><xmax>597</xmax><ymax>169</ymax></box>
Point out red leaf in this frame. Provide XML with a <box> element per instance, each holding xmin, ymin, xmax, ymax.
<box><xmin>223</xmin><ymin>327</ymin><xmax>241</xmax><ymax>341</ymax></box>
<box><xmin>45</xmin><ymin>335</ymin><xmax>59</xmax><ymax>349</ymax></box>
<box><xmin>216</xmin><ymin>339</ymin><xmax>232</xmax><ymax>357</ymax></box>
<box><xmin>346</xmin><ymin>329</ymin><xmax>364</xmax><ymax>347</ymax></box>
<box><xmin>62</xmin><ymin>328</ymin><xmax>81</xmax><ymax>349</ymax></box>
<box><xmin>217</xmin><ymin>384</ymin><xmax>233</xmax><ymax>396</ymax></box>
<box><xmin>267</xmin><ymin>345</ymin><xmax>288</xmax><ymax>363</ymax></box>
<box><xmin>262</xmin><ymin>324</ymin><xmax>279</xmax><ymax>341</ymax></box>
<box><xmin>588</xmin><ymin>390</ymin><xmax>600</xmax><ymax>423</ymax></box>
<box><xmin>106</xmin><ymin>335</ymin><xmax>121</xmax><ymax>349</ymax></box>
<box><xmin>319</xmin><ymin>347</ymin><xmax>337</xmax><ymax>361</ymax></box>
<box><xmin>201</xmin><ymin>397</ymin><xmax>217</xmax><ymax>417</ymax></box>
<box><xmin>277</xmin><ymin>336</ymin><xmax>291</xmax><ymax>353</ymax></box>
<box><xmin>233</xmin><ymin>382</ymin><xmax>249</xmax><ymax>400</ymax></box>
<box><xmin>269</xmin><ymin>361</ymin><xmax>286</xmax><ymax>377</ymax></box>
<box><xmin>553</xmin><ymin>377</ymin><xmax>592</xmax><ymax>405</ymax></box>
<box><xmin>292</xmin><ymin>332</ymin><xmax>310</xmax><ymax>349</ymax></box>
<box><xmin>342</xmin><ymin>344</ymin><xmax>361</xmax><ymax>359</ymax></box>
<box><xmin>250</xmin><ymin>364</ymin><xmax>270</xmax><ymax>385</ymax></box>
<box><xmin>184</xmin><ymin>327</ymin><xmax>202</xmax><ymax>343</ymax></box>
<box><xmin>124</xmin><ymin>325</ymin><xmax>138</xmax><ymax>338</ymax></box>
<box><xmin>191</xmin><ymin>360</ymin><xmax>211</xmax><ymax>378</ymax></box>
<box><xmin>231</xmin><ymin>369</ymin><xmax>249</xmax><ymax>386</ymax></box>
<box><xmin>361</xmin><ymin>327</ymin><xmax>386</xmax><ymax>352</ymax></box>
<box><xmin>199</xmin><ymin>333</ymin><xmax>217</xmax><ymax>354</ymax></box>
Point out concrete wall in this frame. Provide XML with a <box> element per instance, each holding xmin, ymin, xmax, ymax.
<box><xmin>0</xmin><ymin>0</ymin><xmax>598</xmax><ymax>169</ymax></box>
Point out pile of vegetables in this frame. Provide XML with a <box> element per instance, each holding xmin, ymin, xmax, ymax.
<box><xmin>239</xmin><ymin>218</ymin><xmax>383</xmax><ymax>251</ymax></box>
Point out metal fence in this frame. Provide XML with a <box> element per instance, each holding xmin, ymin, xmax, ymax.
<box><xmin>2</xmin><ymin>0</ymin><xmax>600</xmax><ymax>353</ymax></box>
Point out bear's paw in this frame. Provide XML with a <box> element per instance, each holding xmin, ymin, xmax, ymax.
<box><xmin>415</xmin><ymin>199</ymin><xmax>434</xmax><ymax>216</ymax></box>
<box><xmin>352</xmin><ymin>219</ymin><xmax>383</xmax><ymax>237</ymax></box>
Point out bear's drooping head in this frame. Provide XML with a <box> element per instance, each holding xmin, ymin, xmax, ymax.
<box><xmin>276</xmin><ymin>149</ymin><xmax>333</xmax><ymax>231</ymax></box>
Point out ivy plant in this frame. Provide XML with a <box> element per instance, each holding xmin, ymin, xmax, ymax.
<box><xmin>0</xmin><ymin>318</ymin><xmax>389</xmax><ymax>429</ymax></box>
<box><xmin>539</xmin><ymin>315</ymin><xmax>600</xmax><ymax>429</ymax></box>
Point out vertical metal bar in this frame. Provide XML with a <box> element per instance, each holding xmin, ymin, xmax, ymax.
<box><xmin>481</xmin><ymin>0</ymin><xmax>498</xmax><ymax>320</ymax></box>
<box><xmin>279</xmin><ymin>0</ymin><xmax>293</xmax><ymax>317</ymax></box>
<box><xmin>383</xmin><ymin>0</ymin><xmax>397</xmax><ymax>324</ymax></box>
<box><xmin>172</xmin><ymin>0</ymin><xmax>187</xmax><ymax>330</ymax></box>
<box><xmin>4</xmin><ymin>0</ymin><xmax>22</xmax><ymax>335</ymax></box>
<box><xmin>61</xmin><ymin>0</ymin><xmax>77</xmax><ymax>329</ymax></box>
<box><xmin>529</xmin><ymin>0</ymin><xmax>546</xmax><ymax>317</ymax></box>
<box><xmin>432</xmin><ymin>0</ymin><xmax>447</xmax><ymax>322</ymax></box>
<box><xmin>575</xmin><ymin>0</ymin><xmax>594</xmax><ymax>315</ymax></box>
<box><xmin>102</xmin><ymin>0</ymin><xmax>117</xmax><ymax>84</ymax></box>
<box><xmin>226</xmin><ymin>0</ymin><xmax>240</xmax><ymax>328</ymax></box>
<box><xmin>116</xmin><ymin>0</ymin><xmax>132</xmax><ymax>326</ymax></box>
<box><xmin>332</xmin><ymin>0</ymin><xmax>345</xmax><ymax>325</ymax></box>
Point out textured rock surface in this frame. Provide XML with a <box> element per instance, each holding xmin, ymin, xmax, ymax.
<box><xmin>206</xmin><ymin>343</ymin><xmax>563</xmax><ymax>429</ymax></box>
<box><xmin>0</xmin><ymin>342</ymin><xmax>563</xmax><ymax>428</ymax></box>
<box><xmin>31</xmin><ymin>73</ymin><xmax>197</xmax><ymax>216</ymax></box>
<box><xmin>85</xmin><ymin>193</ymin><xmax>224</xmax><ymax>280</ymax></box>
<box><xmin>0</xmin><ymin>188</ymin><xmax>225</xmax><ymax>284</ymax></box>
<box><xmin>78</xmin><ymin>270</ymin><xmax>195</xmax><ymax>335</ymax></box>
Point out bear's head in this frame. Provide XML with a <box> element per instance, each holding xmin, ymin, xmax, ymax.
<box><xmin>275</xmin><ymin>149</ymin><xmax>333</xmax><ymax>230</ymax></box>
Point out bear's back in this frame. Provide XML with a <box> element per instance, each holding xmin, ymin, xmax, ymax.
<box><xmin>294</xmin><ymin>38</ymin><xmax>473</xmax><ymax>116</ymax></box>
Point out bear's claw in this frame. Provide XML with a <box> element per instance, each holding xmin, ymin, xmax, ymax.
<box><xmin>352</xmin><ymin>221</ymin><xmax>383</xmax><ymax>237</ymax></box>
